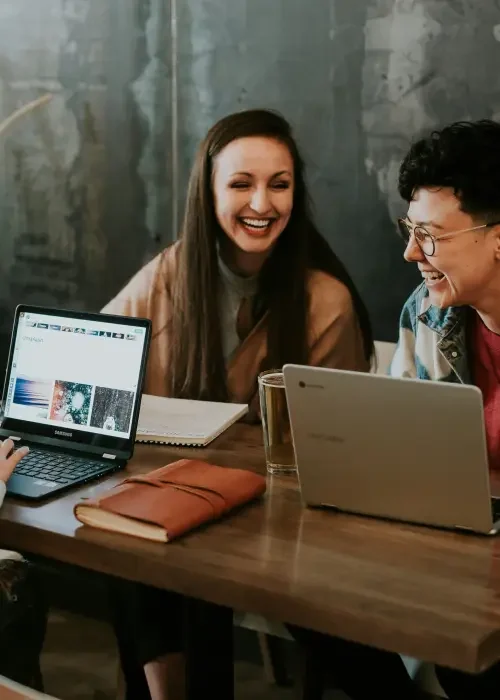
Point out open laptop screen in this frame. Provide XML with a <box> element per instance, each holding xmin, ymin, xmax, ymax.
<box><xmin>1</xmin><ymin>306</ymin><xmax>151</xmax><ymax>453</ymax></box>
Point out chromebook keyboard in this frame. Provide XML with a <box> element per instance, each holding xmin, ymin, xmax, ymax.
<box><xmin>14</xmin><ymin>447</ymin><xmax>111</xmax><ymax>486</ymax></box>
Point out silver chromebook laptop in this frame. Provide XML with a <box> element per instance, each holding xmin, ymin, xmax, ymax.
<box><xmin>283</xmin><ymin>364</ymin><xmax>500</xmax><ymax>536</ymax></box>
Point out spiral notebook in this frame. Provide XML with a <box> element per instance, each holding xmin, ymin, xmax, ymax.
<box><xmin>136</xmin><ymin>394</ymin><xmax>248</xmax><ymax>446</ymax></box>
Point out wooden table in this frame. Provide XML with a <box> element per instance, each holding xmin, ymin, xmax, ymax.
<box><xmin>2</xmin><ymin>424</ymin><xmax>500</xmax><ymax>687</ymax></box>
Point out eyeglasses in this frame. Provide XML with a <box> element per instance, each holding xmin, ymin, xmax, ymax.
<box><xmin>396</xmin><ymin>219</ymin><xmax>500</xmax><ymax>257</ymax></box>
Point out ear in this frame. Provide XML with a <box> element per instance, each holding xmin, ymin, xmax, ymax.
<box><xmin>493</xmin><ymin>225</ymin><xmax>500</xmax><ymax>261</ymax></box>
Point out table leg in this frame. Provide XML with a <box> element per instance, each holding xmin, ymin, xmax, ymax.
<box><xmin>184</xmin><ymin>596</ymin><xmax>234</xmax><ymax>700</ymax></box>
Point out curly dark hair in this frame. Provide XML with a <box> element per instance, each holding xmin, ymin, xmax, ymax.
<box><xmin>398</xmin><ymin>119</ymin><xmax>500</xmax><ymax>221</ymax></box>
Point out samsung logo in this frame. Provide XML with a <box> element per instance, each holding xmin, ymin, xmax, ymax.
<box><xmin>54</xmin><ymin>429</ymin><xmax>73</xmax><ymax>438</ymax></box>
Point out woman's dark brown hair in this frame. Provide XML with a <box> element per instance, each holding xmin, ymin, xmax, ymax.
<box><xmin>170</xmin><ymin>109</ymin><xmax>373</xmax><ymax>401</ymax></box>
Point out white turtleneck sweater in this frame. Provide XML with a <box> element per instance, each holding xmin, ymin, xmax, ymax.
<box><xmin>218</xmin><ymin>254</ymin><xmax>258</xmax><ymax>362</ymax></box>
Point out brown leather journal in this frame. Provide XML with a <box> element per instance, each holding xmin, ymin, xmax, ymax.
<box><xmin>74</xmin><ymin>459</ymin><xmax>266</xmax><ymax>542</ymax></box>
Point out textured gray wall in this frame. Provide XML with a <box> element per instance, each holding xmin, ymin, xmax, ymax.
<box><xmin>175</xmin><ymin>0</ymin><xmax>500</xmax><ymax>340</ymax></box>
<box><xmin>0</xmin><ymin>0</ymin><xmax>171</xmax><ymax>371</ymax></box>
<box><xmin>1</xmin><ymin>0</ymin><xmax>500</xmax><ymax>375</ymax></box>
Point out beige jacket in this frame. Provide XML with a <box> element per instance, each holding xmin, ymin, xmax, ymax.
<box><xmin>102</xmin><ymin>244</ymin><xmax>369</xmax><ymax>407</ymax></box>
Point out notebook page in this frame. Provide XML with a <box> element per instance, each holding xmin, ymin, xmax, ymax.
<box><xmin>137</xmin><ymin>395</ymin><xmax>248</xmax><ymax>439</ymax></box>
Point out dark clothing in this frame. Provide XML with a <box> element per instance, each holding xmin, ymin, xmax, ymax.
<box><xmin>290</xmin><ymin>624</ymin><xmax>500</xmax><ymax>700</ymax></box>
<box><xmin>0</xmin><ymin>556</ymin><xmax>47</xmax><ymax>688</ymax></box>
<box><xmin>288</xmin><ymin>624</ymin><xmax>421</xmax><ymax>700</ymax></box>
<box><xmin>109</xmin><ymin>579</ymin><xmax>184</xmax><ymax>700</ymax></box>
<box><xmin>435</xmin><ymin>663</ymin><xmax>500</xmax><ymax>700</ymax></box>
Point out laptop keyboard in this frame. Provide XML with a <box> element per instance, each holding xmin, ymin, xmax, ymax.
<box><xmin>14</xmin><ymin>448</ymin><xmax>112</xmax><ymax>485</ymax></box>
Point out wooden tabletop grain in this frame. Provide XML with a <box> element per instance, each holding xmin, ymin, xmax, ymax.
<box><xmin>1</xmin><ymin>423</ymin><xmax>500</xmax><ymax>673</ymax></box>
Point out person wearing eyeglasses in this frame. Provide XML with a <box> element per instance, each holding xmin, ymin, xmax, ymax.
<box><xmin>391</xmin><ymin>119</ymin><xmax>500</xmax><ymax>698</ymax></box>
<box><xmin>286</xmin><ymin>121</ymin><xmax>500</xmax><ymax>700</ymax></box>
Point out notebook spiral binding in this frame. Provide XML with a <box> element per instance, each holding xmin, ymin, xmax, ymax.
<box><xmin>136</xmin><ymin>438</ymin><xmax>203</xmax><ymax>447</ymax></box>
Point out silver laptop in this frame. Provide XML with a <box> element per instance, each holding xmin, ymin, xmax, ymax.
<box><xmin>283</xmin><ymin>364</ymin><xmax>500</xmax><ymax>536</ymax></box>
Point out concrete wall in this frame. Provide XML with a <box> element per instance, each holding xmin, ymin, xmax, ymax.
<box><xmin>0</xmin><ymin>0</ymin><xmax>171</xmax><ymax>371</ymax></box>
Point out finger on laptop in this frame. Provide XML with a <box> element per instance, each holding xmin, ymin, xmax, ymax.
<box><xmin>0</xmin><ymin>439</ymin><xmax>15</xmax><ymax>457</ymax></box>
<box><xmin>0</xmin><ymin>439</ymin><xmax>29</xmax><ymax>461</ymax></box>
<box><xmin>1</xmin><ymin>440</ymin><xmax>29</xmax><ymax>461</ymax></box>
<box><xmin>0</xmin><ymin>443</ymin><xmax>29</xmax><ymax>482</ymax></box>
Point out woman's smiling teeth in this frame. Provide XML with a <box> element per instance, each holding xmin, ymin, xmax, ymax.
<box><xmin>240</xmin><ymin>217</ymin><xmax>273</xmax><ymax>231</ymax></box>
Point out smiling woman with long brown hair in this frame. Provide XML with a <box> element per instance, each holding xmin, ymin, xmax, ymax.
<box><xmin>104</xmin><ymin>108</ymin><xmax>373</xmax><ymax>699</ymax></box>
<box><xmin>104</xmin><ymin>109</ymin><xmax>372</xmax><ymax>410</ymax></box>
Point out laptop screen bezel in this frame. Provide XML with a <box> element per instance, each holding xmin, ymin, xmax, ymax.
<box><xmin>0</xmin><ymin>304</ymin><xmax>151</xmax><ymax>458</ymax></box>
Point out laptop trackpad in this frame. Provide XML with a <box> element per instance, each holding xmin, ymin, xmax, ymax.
<box><xmin>6</xmin><ymin>474</ymin><xmax>60</xmax><ymax>499</ymax></box>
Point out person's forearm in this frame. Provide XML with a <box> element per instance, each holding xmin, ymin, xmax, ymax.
<box><xmin>0</xmin><ymin>481</ymin><xmax>6</xmax><ymax>508</ymax></box>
